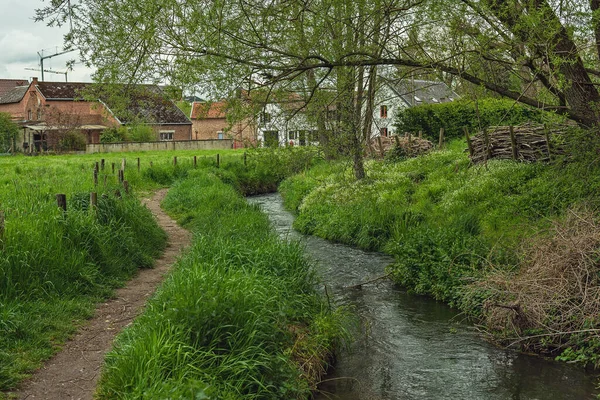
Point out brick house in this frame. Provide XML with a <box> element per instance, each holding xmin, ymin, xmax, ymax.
<box><xmin>190</xmin><ymin>101</ymin><xmax>256</xmax><ymax>148</ymax></box>
<box><xmin>0</xmin><ymin>78</ymin><xmax>192</xmax><ymax>152</ymax></box>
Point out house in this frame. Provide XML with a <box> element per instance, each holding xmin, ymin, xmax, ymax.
<box><xmin>190</xmin><ymin>100</ymin><xmax>256</xmax><ymax>147</ymax></box>
<box><xmin>372</xmin><ymin>79</ymin><xmax>459</xmax><ymax>138</ymax></box>
<box><xmin>256</xmin><ymin>95</ymin><xmax>319</xmax><ymax>147</ymax></box>
<box><xmin>0</xmin><ymin>78</ymin><xmax>192</xmax><ymax>152</ymax></box>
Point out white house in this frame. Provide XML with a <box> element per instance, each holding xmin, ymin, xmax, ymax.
<box><xmin>256</xmin><ymin>101</ymin><xmax>318</xmax><ymax>147</ymax></box>
<box><xmin>371</xmin><ymin>79</ymin><xmax>459</xmax><ymax>138</ymax></box>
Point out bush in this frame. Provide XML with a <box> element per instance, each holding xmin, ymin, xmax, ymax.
<box><xmin>395</xmin><ymin>98</ymin><xmax>556</xmax><ymax>141</ymax></box>
<box><xmin>58</xmin><ymin>131</ymin><xmax>87</xmax><ymax>151</ymax></box>
<box><xmin>0</xmin><ymin>112</ymin><xmax>18</xmax><ymax>153</ymax></box>
<box><xmin>128</xmin><ymin>124</ymin><xmax>155</xmax><ymax>142</ymax></box>
<box><xmin>100</xmin><ymin>127</ymin><xmax>129</xmax><ymax>143</ymax></box>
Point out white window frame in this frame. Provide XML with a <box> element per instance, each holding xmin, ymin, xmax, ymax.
<box><xmin>159</xmin><ymin>130</ymin><xmax>175</xmax><ymax>141</ymax></box>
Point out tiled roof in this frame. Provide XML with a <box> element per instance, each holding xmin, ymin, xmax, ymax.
<box><xmin>36</xmin><ymin>82</ymin><xmax>88</xmax><ymax>100</ymax></box>
<box><xmin>387</xmin><ymin>79</ymin><xmax>459</xmax><ymax>106</ymax></box>
<box><xmin>0</xmin><ymin>79</ymin><xmax>28</xmax><ymax>98</ymax></box>
<box><xmin>35</xmin><ymin>81</ymin><xmax>191</xmax><ymax>125</ymax></box>
<box><xmin>191</xmin><ymin>101</ymin><xmax>228</xmax><ymax>119</ymax></box>
<box><xmin>0</xmin><ymin>86</ymin><xmax>28</xmax><ymax>104</ymax></box>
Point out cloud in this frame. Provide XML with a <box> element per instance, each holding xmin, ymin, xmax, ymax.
<box><xmin>0</xmin><ymin>0</ymin><xmax>94</xmax><ymax>81</ymax></box>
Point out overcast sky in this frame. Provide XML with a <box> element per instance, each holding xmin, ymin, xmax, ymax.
<box><xmin>0</xmin><ymin>0</ymin><xmax>94</xmax><ymax>82</ymax></box>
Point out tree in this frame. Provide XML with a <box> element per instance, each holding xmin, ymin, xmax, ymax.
<box><xmin>0</xmin><ymin>113</ymin><xmax>19</xmax><ymax>153</ymax></box>
<box><xmin>36</xmin><ymin>0</ymin><xmax>600</xmax><ymax>171</ymax></box>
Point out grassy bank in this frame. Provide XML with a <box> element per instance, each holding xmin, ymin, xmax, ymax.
<box><xmin>279</xmin><ymin>135</ymin><xmax>600</xmax><ymax>367</ymax></box>
<box><xmin>0</xmin><ymin>161</ymin><xmax>167</xmax><ymax>393</ymax></box>
<box><xmin>96</xmin><ymin>169</ymin><xmax>347</xmax><ymax>399</ymax></box>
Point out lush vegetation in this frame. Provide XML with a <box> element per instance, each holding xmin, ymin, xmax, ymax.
<box><xmin>394</xmin><ymin>98</ymin><xmax>556</xmax><ymax>141</ymax></box>
<box><xmin>0</xmin><ymin>155</ymin><xmax>169</xmax><ymax>393</ymax></box>
<box><xmin>0</xmin><ymin>146</ymin><xmax>330</xmax><ymax>397</ymax></box>
<box><xmin>279</xmin><ymin>132</ymin><xmax>600</xmax><ymax>367</ymax></box>
<box><xmin>0</xmin><ymin>114</ymin><xmax>18</xmax><ymax>154</ymax></box>
<box><xmin>96</xmin><ymin>168</ymin><xmax>347</xmax><ymax>399</ymax></box>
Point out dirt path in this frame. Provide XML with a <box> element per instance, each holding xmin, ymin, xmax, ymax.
<box><xmin>15</xmin><ymin>189</ymin><xmax>191</xmax><ymax>400</ymax></box>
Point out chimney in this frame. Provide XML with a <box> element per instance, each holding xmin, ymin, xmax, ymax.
<box><xmin>31</xmin><ymin>77</ymin><xmax>39</xmax><ymax>86</ymax></box>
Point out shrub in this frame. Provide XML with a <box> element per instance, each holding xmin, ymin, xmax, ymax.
<box><xmin>100</xmin><ymin>127</ymin><xmax>129</xmax><ymax>143</ymax></box>
<box><xmin>58</xmin><ymin>131</ymin><xmax>87</xmax><ymax>151</ymax></box>
<box><xmin>395</xmin><ymin>98</ymin><xmax>556</xmax><ymax>141</ymax></box>
<box><xmin>0</xmin><ymin>112</ymin><xmax>18</xmax><ymax>153</ymax></box>
<box><xmin>128</xmin><ymin>124</ymin><xmax>155</xmax><ymax>142</ymax></box>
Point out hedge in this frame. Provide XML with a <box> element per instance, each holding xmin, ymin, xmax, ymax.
<box><xmin>394</xmin><ymin>98</ymin><xmax>553</xmax><ymax>141</ymax></box>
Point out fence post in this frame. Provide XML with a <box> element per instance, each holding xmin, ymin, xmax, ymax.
<box><xmin>193</xmin><ymin>155</ymin><xmax>197</xmax><ymax>168</ymax></box>
<box><xmin>94</xmin><ymin>161</ymin><xmax>99</xmax><ymax>172</ymax></box>
<box><xmin>174</xmin><ymin>156</ymin><xmax>177</xmax><ymax>166</ymax></box>
<box><xmin>90</xmin><ymin>192</ymin><xmax>98</xmax><ymax>212</ymax></box>
<box><xmin>509</xmin><ymin>125</ymin><xmax>518</xmax><ymax>161</ymax></box>
<box><xmin>216</xmin><ymin>154</ymin><xmax>220</xmax><ymax>168</ymax></box>
<box><xmin>56</xmin><ymin>194</ymin><xmax>67</xmax><ymax>213</ymax></box>
<box><xmin>93</xmin><ymin>169</ymin><xmax>98</xmax><ymax>186</ymax></box>
<box><xmin>438</xmin><ymin>128</ymin><xmax>445</xmax><ymax>149</ymax></box>
<box><xmin>0</xmin><ymin>210</ymin><xmax>4</xmax><ymax>241</ymax></box>
<box><xmin>123</xmin><ymin>180</ymin><xmax>130</xmax><ymax>194</ymax></box>
<box><xmin>137</xmin><ymin>157</ymin><xmax>140</xmax><ymax>172</ymax></box>
<box><xmin>121</xmin><ymin>158</ymin><xmax>126</xmax><ymax>171</ymax></box>
<box><xmin>101</xmin><ymin>159</ymin><xmax>105</xmax><ymax>170</ymax></box>
<box><xmin>119</xmin><ymin>169</ymin><xmax>124</xmax><ymax>183</ymax></box>
<box><xmin>463</xmin><ymin>127</ymin><xmax>474</xmax><ymax>157</ymax></box>
<box><xmin>243</xmin><ymin>152</ymin><xmax>247</xmax><ymax>167</ymax></box>
<box><xmin>112</xmin><ymin>163</ymin><xmax>115</xmax><ymax>174</ymax></box>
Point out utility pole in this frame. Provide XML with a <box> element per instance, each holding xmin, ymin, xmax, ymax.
<box><xmin>37</xmin><ymin>48</ymin><xmax>76</xmax><ymax>81</ymax></box>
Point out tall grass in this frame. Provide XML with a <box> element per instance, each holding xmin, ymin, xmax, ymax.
<box><xmin>96</xmin><ymin>170</ymin><xmax>348</xmax><ymax>399</ymax></box>
<box><xmin>279</xmin><ymin>139</ymin><xmax>600</xmax><ymax>307</ymax></box>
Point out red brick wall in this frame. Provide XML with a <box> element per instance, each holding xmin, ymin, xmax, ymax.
<box><xmin>152</xmin><ymin>124</ymin><xmax>191</xmax><ymax>141</ymax></box>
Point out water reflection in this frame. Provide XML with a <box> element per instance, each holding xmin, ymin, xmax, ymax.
<box><xmin>249</xmin><ymin>193</ymin><xmax>599</xmax><ymax>400</ymax></box>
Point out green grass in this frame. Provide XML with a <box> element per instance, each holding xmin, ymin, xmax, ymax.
<box><xmin>96</xmin><ymin>169</ymin><xmax>348</xmax><ymax>399</ymax></box>
<box><xmin>279</xmin><ymin>138</ymin><xmax>600</xmax><ymax>308</ymax></box>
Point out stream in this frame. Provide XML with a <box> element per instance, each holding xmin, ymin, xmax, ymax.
<box><xmin>249</xmin><ymin>193</ymin><xmax>599</xmax><ymax>400</ymax></box>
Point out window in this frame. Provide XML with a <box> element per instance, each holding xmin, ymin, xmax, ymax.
<box><xmin>217</xmin><ymin>131</ymin><xmax>224</xmax><ymax>140</ymax></box>
<box><xmin>260</xmin><ymin>112</ymin><xmax>271</xmax><ymax>125</ymax></box>
<box><xmin>380</xmin><ymin>105</ymin><xmax>388</xmax><ymax>118</ymax></box>
<box><xmin>380</xmin><ymin>127</ymin><xmax>388</xmax><ymax>137</ymax></box>
<box><xmin>28</xmin><ymin>110</ymin><xmax>32</xmax><ymax>120</ymax></box>
<box><xmin>36</xmin><ymin>109</ymin><xmax>41</xmax><ymax>120</ymax></box>
<box><xmin>289</xmin><ymin>131</ymin><xmax>298</xmax><ymax>140</ymax></box>
<box><xmin>160</xmin><ymin>131</ymin><xmax>174</xmax><ymax>141</ymax></box>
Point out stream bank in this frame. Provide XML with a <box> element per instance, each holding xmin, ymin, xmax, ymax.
<box><xmin>250</xmin><ymin>193</ymin><xmax>599</xmax><ymax>400</ymax></box>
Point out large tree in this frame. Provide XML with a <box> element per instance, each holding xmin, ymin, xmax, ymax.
<box><xmin>37</xmin><ymin>0</ymin><xmax>600</xmax><ymax>170</ymax></box>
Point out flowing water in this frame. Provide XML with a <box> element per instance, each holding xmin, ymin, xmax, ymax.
<box><xmin>249</xmin><ymin>193</ymin><xmax>599</xmax><ymax>400</ymax></box>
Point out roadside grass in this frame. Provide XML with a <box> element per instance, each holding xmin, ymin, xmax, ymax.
<box><xmin>96</xmin><ymin>169</ymin><xmax>348</xmax><ymax>399</ymax></box>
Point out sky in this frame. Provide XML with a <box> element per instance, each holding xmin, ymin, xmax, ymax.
<box><xmin>0</xmin><ymin>0</ymin><xmax>95</xmax><ymax>82</ymax></box>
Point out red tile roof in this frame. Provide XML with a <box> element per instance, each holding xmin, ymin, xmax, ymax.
<box><xmin>0</xmin><ymin>79</ymin><xmax>28</xmax><ymax>98</ymax></box>
<box><xmin>191</xmin><ymin>101</ymin><xmax>227</xmax><ymax>119</ymax></box>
